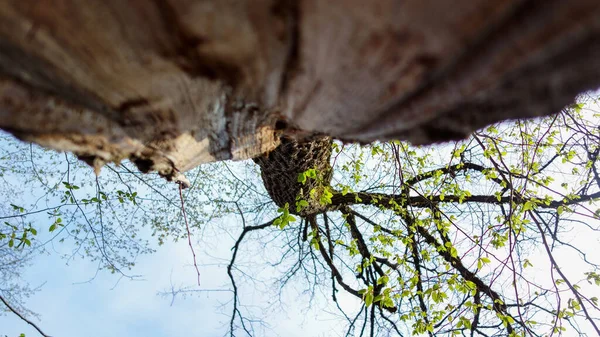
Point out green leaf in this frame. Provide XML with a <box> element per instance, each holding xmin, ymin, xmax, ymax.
<box><xmin>297</xmin><ymin>172</ymin><xmax>306</xmax><ymax>184</ymax></box>
<box><xmin>382</xmin><ymin>298</ymin><xmax>395</xmax><ymax>308</ymax></box>
<box><xmin>377</xmin><ymin>275</ymin><xmax>389</xmax><ymax>285</ymax></box>
<box><xmin>310</xmin><ymin>237</ymin><xmax>320</xmax><ymax>250</ymax></box>
<box><xmin>365</xmin><ymin>293</ymin><xmax>374</xmax><ymax>307</ymax></box>
<box><xmin>572</xmin><ymin>102</ymin><xmax>584</xmax><ymax>113</ymax></box>
<box><xmin>341</xmin><ymin>185</ymin><xmax>350</xmax><ymax>196</ymax></box>
<box><xmin>10</xmin><ymin>204</ymin><xmax>25</xmax><ymax>213</ymax></box>
<box><xmin>296</xmin><ymin>199</ymin><xmax>309</xmax><ymax>212</ymax></box>
<box><xmin>451</xmin><ymin>247</ymin><xmax>458</xmax><ymax>258</ymax></box>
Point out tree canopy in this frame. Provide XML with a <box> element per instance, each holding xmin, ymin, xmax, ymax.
<box><xmin>2</xmin><ymin>94</ymin><xmax>600</xmax><ymax>336</ymax></box>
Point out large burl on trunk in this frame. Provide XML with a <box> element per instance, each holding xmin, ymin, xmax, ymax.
<box><xmin>2</xmin><ymin>1</ymin><xmax>600</xmax><ymax>183</ymax></box>
<box><xmin>254</xmin><ymin>136</ymin><xmax>332</xmax><ymax>216</ymax></box>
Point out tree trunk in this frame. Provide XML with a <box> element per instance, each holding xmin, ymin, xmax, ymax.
<box><xmin>1</xmin><ymin>1</ymin><xmax>600</xmax><ymax>183</ymax></box>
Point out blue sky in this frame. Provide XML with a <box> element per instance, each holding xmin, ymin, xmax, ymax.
<box><xmin>0</xmin><ymin>132</ymin><xmax>361</xmax><ymax>337</ymax></box>
<box><xmin>2</xmin><ymin>234</ymin><xmax>230</xmax><ymax>337</ymax></box>
<box><xmin>1</xmin><ymin>222</ymin><xmax>358</xmax><ymax>337</ymax></box>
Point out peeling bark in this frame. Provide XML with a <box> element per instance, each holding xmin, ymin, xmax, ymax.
<box><xmin>1</xmin><ymin>0</ymin><xmax>600</xmax><ymax>183</ymax></box>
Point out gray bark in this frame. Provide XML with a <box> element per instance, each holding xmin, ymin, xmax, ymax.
<box><xmin>1</xmin><ymin>0</ymin><xmax>599</xmax><ymax>183</ymax></box>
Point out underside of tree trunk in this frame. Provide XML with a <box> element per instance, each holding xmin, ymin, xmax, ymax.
<box><xmin>1</xmin><ymin>1</ymin><xmax>600</xmax><ymax>183</ymax></box>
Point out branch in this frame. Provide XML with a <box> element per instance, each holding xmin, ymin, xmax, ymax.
<box><xmin>227</xmin><ymin>219</ymin><xmax>274</xmax><ymax>337</ymax></box>
<box><xmin>306</xmin><ymin>216</ymin><xmax>362</xmax><ymax>299</ymax></box>
<box><xmin>332</xmin><ymin>191</ymin><xmax>600</xmax><ymax>210</ymax></box>
<box><xmin>178</xmin><ymin>183</ymin><xmax>201</xmax><ymax>286</ymax></box>
<box><xmin>341</xmin><ymin>207</ymin><xmax>386</xmax><ymax>278</ymax></box>
<box><xmin>396</xmin><ymin>208</ymin><xmax>516</xmax><ymax>333</ymax></box>
<box><xmin>529</xmin><ymin>211</ymin><xmax>600</xmax><ymax>336</ymax></box>
<box><xmin>0</xmin><ymin>294</ymin><xmax>52</xmax><ymax>337</ymax></box>
<box><xmin>405</xmin><ymin>162</ymin><xmax>504</xmax><ymax>187</ymax></box>
<box><xmin>407</xmin><ymin>223</ymin><xmax>433</xmax><ymax>337</ymax></box>
<box><xmin>415</xmin><ymin>224</ymin><xmax>508</xmax><ymax>314</ymax></box>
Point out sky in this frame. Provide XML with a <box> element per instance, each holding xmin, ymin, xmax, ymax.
<box><xmin>0</xmin><ymin>207</ymin><xmax>358</xmax><ymax>337</ymax></box>
<box><xmin>0</xmin><ymin>132</ymin><xmax>362</xmax><ymax>337</ymax></box>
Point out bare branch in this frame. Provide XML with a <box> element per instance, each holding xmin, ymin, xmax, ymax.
<box><xmin>0</xmin><ymin>294</ymin><xmax>52</xmax><ymax>337</ymax></box>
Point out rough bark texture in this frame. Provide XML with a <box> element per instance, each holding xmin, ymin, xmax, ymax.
<box><xmin>1</xmin><ymin>1</ymin><xmax>600</xmax><ymax>183</ymax></box>
<box><xmin>253</xmin><ymin>136</ymin><xmax>332</xmax><ymax>216</ymax></box>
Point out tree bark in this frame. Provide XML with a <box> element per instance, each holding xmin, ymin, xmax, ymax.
<box><xmin>253</xmin><ymin>136</ymin><xmax>332</xmax><ymax>216</ymax></box>
<box><xmin>1</xmin><ymin>0</ymin><xmax>600</xmax><ymax>183</ymax></box>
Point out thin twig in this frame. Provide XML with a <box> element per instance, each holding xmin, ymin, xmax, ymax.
<box><xmin>178</xmin><ymin>183</ymin><xmax>201</xmax><ymax>286</ymax></box>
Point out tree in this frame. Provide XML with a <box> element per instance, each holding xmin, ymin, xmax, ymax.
<box><xmin>3</xmin><ymin>2</ymin><xmax>600</xmax><ymax>334</ymax></box>
<box><xmin>0</xmin><ymin>242</ymin><xmax>36</xmax><ymax>320</ymax></box>
<box><xmin>219</xmin><ymin>95</ymin><xmax>600</xmax><ymax>336</ymax></box>
<box><xmin>2</xmin><ymin>94</ymin><xmax>600</xmax><ymax>336</ymax></box>
<box><xmin>2</xmin><ymin>0</ymin><xmax>600</xmax><ymax>182</ymax></box>
<box><xmin>0</xmin><ymin>145</ymin><xmax>47</xmax><ymax>336</ymax></box>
